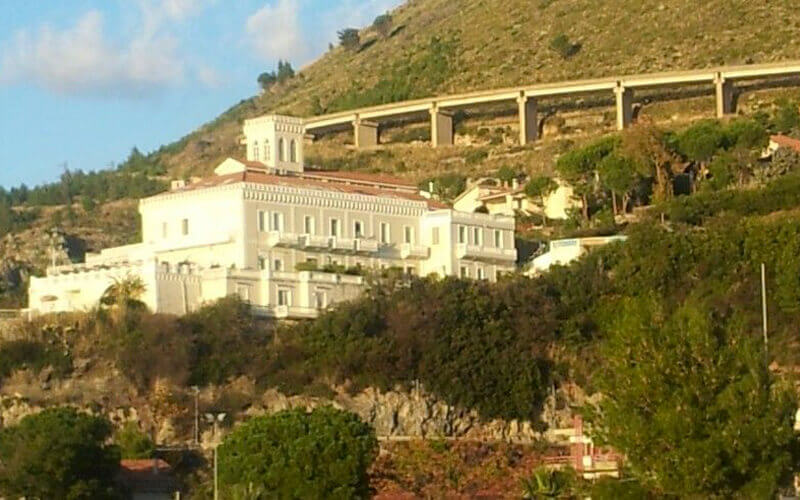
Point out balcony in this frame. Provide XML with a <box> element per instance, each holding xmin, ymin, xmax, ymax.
<box><xmin>301</xmin><ymin>234</ymin><xmax>331</xmax><ymax>249</ymax></box>
<box><xmin>267</xmin><ymin>231</ymin><xmax>302</xmax><ymax>248</ymax></box>
<box><xmin>355</xmin><ymin>238</ymin><xmax>379</xmax><ymax>254</ymax></box>
<box><xmin>400</xmin><ymin>243</ymin><xmax>430</xmax><ymax>259</ymax></box>
<box><xmin>457</xmin><ymin>243</ymin><xmax>517</xmax><ymax>263</ymax></box>
<box><xmin>265</xmin><ymin>305</ymin><xmax>320</xmax><ymax>319</ymax></box>
<box><xmin>330</xmin><ymin>237</ymin><xmax>357</xmax><ymax>253</ymax></box>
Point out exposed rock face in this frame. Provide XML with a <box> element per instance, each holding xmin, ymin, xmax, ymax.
<box><xmin>0</xmin><ymin>374</ymin><xmax>583</xmax><ymax>446</ymax></box>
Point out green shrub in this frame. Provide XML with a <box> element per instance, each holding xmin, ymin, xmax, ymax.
<box><xmin>218</xmin><ymin>407</ymin><xmax>377</xmax><ymax>498</ymax></box>
<box><xmin>0</xmin><ymin>339</ymin><xmax>71</xmax><ymax>381</ymax></box>
<box><xmin>0</xmin><ymin>407</ymin><xmax>121</xmax><ymax>498</ymax></box>
<box><xmin>115</xmin><ymin>422</ymin><xmax>154</xmax><ymax>459</ymax></box>
<box><xmin>549</xmin><ymin>34</ymin><xmax>580</xmax><ymax>59</ymax></box>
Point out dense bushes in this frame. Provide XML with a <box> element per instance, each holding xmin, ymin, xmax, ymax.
<box><xmin>0</xmin><ymin>407</ymin><xmax>121</xmax><ymax>498</ymax></box>
<box><xmin>101</xmin><ymin>296</ymin><xmax>273</xmax><ymax>390</ymax></box>
<box><xmin>218</xmin><ymin>407</ymin><xmax>377</xmax><ymax>498</ymax></box>
<box><xmin>0</xmin><ymin>339</ymin><xmax>71</xmax><ymax>382</ymax></box>
<box><xmin>662</xmin><ymin>170</ymin><xmax>800</xmax><ymax>224</ymax></box>
<box><xmin>270</xmin><ymin>277</ymin><xmax>561</xmax><ymax>421</ymax></box>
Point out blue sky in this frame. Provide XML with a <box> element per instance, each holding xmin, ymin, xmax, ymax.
<box><xmin>0</xmin><ymin>0</ymin><xmax>400</xmax><ymax>188</ymax></box>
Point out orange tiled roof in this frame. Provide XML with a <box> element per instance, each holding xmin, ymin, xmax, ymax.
<box><xmin>300</xmin><ymin>169</ymin><xmax>415</xmax><ymax>188</ymax></box>
<box><xmin>771</xmin><ymin>134</ymin><xmax>800</xmax><ymax>153</ymax></box>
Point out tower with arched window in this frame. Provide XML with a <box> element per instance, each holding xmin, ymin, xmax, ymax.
<box><xmin>242</xmin><ymin>115</ymin><xmax>304</xmax><ymax>173</ymax></box>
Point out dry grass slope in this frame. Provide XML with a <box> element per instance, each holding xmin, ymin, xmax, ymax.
<box><xmin>156</xmin><ymin>0</ymin><xmax>800</xmax><ymax>177</ymax></box>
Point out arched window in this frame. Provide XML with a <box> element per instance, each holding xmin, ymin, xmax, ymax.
<box><xmin>263</xmin><ymin>139</ymin><xmax>270</xmax><ymax>162</ymax></box>
<box><xmin>278</xmin><ymin>138</ymin><xmax>285</xmax><ymax>162</ymax></box>
<box><xmin>252</xmin><ymin>140</ymin><xmax>259</xmax><ymax>161</ymax></box>
<box><xmin>289</xmin><ymin>140</ymin><xmax>297</xmax><ymax>162</ymax></box>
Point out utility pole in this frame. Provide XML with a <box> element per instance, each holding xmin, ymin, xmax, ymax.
<box><xmin>192</xmin><ymin>386</ymin><xmax>199</xmax><ymax>446</ymax></box>
<box><xmin>761</xmin><ymin>263</ymin><xmax>769</xmax><ymax>359</ymax></box>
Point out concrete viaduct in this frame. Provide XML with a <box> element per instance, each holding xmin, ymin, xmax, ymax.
<box><xmin>303</xmin><ymin>61</ymin><xmax>800</xmax><ymax>148</ymax></box>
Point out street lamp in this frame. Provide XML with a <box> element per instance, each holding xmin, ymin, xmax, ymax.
<box><xmin>191</xmin><ymin>386</ymin><xmax>199</xmax><ymax>446</ymax></box>
<box><xmin>204</xmin><ymin>412</ymin><xmax>226</xmax><ymax>500</ymax></box>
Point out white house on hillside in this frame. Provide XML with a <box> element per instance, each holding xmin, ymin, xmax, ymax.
<box><xmin>453</xmin><ymin>178</ymin><xmax>578</xmax><ymax>220</ymax></box>
<box><xmin>28</xmin><ymin>115</ymin><xmax>517</xmax><ymax>319</ymax></box>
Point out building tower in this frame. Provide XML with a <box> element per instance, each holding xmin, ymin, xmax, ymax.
<box><xmin>242</xmin><ymin>115</ymin><xmax>305</xmax><ymax>174</ymax></box>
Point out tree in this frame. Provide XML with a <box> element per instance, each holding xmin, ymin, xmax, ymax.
<box><xmin>338</xmin><ymin>28</ymin><xmax>361</xmax><ymax>51</ymax></box>
<box><xmin>621</xmin><ymin>121</ymin><xmax>677</xmax><ymax>202</ymax></box>
<box><xmin>115</xmin><ymin>422</ymin><xmax>154</xmax><ymax>459</ymax></box>
<box><xmin>217</xmin><ymin>407</ymin><xmax>378</xmax><ymax>498</ymax></box>
<box><xmin>524</xmin><ymin>175</ymin><xmax>558</xmax><ymax>225</ymax></box>
<box><xmin>496</xmin><ymin>165</ymin><xmax>521</xmax><ymax>185</ymax></box>
<box><xmin>588</xmin><ymin>298</ymin><xmax>799</xmax><ymax>498</ymax></box>
<box><xmin>555</xmin><ymin>136</ymin><xmax>616</xmax><ymax>219</ymax></box>
<box><xmin>276</xmin><ymin>60</ymin><xmax>294</xmax><ymax>82</ymax></box>
<box><xmin>0</xmin><ymin>407</ymin><xmax>121</xmax><ymax>499</ymax></box>
<box><xmin>257</xmin><ymin>71</ymin><xmax>277</xmax><ymax>90</ymax></box>
<box><xmin>373</xmin><ymin>13</ymin><xmax>393</xmax><ymax>38</ymax></box>
<box><xmin>598</xmin><ymin>152</ymin><xmax>638</xmax><ymax>214</ymax></box>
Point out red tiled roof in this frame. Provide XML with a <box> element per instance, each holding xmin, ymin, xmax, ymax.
<box><xmin>771</xmin><ymin>135</ymin><xmax>800</xmax><ymax>153</ymax></box>
<box><xmin>118</xmin><ymin>459</ymin><xmax>177</xmax><ymax>492</ymax></box>
<box><xmin>172</xmin><ymin>170</ymin><xmax>450</xmax><ymax>210</ymax></box>
<box><xmin>301</xmin><ymin>169</ymin><xmax>415</xmax><ymax>188</ymax></box>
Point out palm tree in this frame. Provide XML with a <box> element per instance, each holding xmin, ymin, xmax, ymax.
<box><xmin>100</xmin><ymin>274</ymin><xmax>147</xmax><ymax>325</ymax></box>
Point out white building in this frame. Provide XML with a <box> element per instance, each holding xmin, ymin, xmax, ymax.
<box><xmin>453</xmin><ymin>178</ymin><xmax>578</xmax><ymax>220</ymax></box>
<box><xmin>29</xmin><ymin>115</ymin><xmax>517</xmax><ymax>319</ymax></box>
<box><xmin>526</xmin><ymin>235</ymin><xmax>627</xmax><ymax>275</ymax></box>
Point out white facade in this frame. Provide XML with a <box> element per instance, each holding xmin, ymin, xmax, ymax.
<box><xmin>453</xmin><ymin>178</ymin><xmax>578</xmax><ymax>220</ymax></box>
<box><xmin>29</xmin><ymin>115</ymin><xmax>517</xmax><ymax>319</ymax></box>
<box><xmin>527</xmin><ymin>235</ymin><xmax>627</xmax><ymax>275</ymax></box>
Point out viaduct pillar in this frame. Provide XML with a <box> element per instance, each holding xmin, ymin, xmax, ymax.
<box><xmin>714</xmin><ymin>74</ymin><xmax>736</xmax><ymax>118</ymax></box>
<box><xmin>429</xmin><ymin>106</ymin><xmax>454</xmax><ymax>147</ymax></box>
<box><xmin>353</xmin><ymin>118</ymin><xmax>379</xmax><ymax>148</ymax></box>
<box><xmin>614</xmin><ymin>85</ymin><xmax>635</xmax><ymax>130</ymax></box>
<box><xmin>517</xmin><ymin>95</ymin><xmax>539</xmax><ymax>145</ymax></box>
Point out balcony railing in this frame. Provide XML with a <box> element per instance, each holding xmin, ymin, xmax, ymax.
<box><xmin>330</xmin><ymin>237</ymin><xmax>357</xmax><ymax>253</ymax></box>
<box><xmin>355</xmin><ymin>238</ymin><xmax>379</xmax><ymax>254</ymax></box>
<box><xmin>301</xmin><ymin>234</ymin><xmax>331</xmax><ymax>249</ymax></box>
<box><xmin>267</xmin><ymin>231</ymin><xmax>302</xmax><ymax>248</ymax></box>
<box><xmin>456</xmin><ymin>243</ymin><xmax>517</xmax><ymax>263</ymax></box>
<box><xmin>400</xmin><ymin>243</ymin><xmax>430</xmax><ymax>259</ymax></box>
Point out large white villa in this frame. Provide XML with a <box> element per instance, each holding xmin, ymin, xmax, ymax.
<box><xmin>28</xmin><ymin>115</ymin><xmax>517</xmax><ymax>319</ymax></box>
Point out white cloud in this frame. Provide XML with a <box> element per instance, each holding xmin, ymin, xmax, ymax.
<box><xmin>245</xmin><ymin>0</ymin><xmax>306</xmax><ymax>63</ymax></box>
<box><xmin>0</xmin><ymin>3</ymin><xmax>219</xmax><ymax>97</ymax></box>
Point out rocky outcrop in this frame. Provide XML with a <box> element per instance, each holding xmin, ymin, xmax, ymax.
<box><xmin>0</xmin><ymin>371</ymin><xmax>585</xmax><ymax>446</ymax></box>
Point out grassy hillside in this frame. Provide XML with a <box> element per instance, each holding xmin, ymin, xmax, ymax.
<box><xmin>154</xmin><ymin>0</ymin><xmax>800</xmax><ymax>178</ymax></box>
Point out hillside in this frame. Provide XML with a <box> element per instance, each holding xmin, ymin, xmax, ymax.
<box><xmin>156</xmin><ymin>0</ymin><xmax>800</xmax><ymax>178</ymax></box>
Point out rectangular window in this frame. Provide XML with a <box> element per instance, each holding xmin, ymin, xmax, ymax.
<box><xmin>403</xmin><ymin>226</ymin><xmax>414</xmax><ymax>244</ymax></box>
<box><xmin>494</xmin><ymin>229</ymin><xmax>502</xmax><ymax>248</ymax></box>
<box><xmin>380</xmin><ymin>222</ymin><xmax>390</xmax><ymax>244</ymax></box>
<box><xmin>473</xmin><ymin>227</ymin><xmax>482</xmax><ymax>246</ymax></box>
<box><xmin>277</xmin><ymin>289</ymin><xmax>291</xmax><ymax>306</ymax></box>
<box><xmin>161</xmin><ymin>222</ymin><xmax>168</xmax><ymax>239</ymax></box>
<box><xmin>477</xmin><ymin>267</ymin><xmax>485</xmax><ymax>280</ymax></box>
<box><xmin>258</xmin><ymin>256</ymin><xmax>267</xmax><ymax>270</ymax></box>
<box><xmin>304</xmin><ymin>215</ymin><xmax>315</xmax><ymax>235</ymax></box>
<box><xmin>432</xmin><ymin>227</ymin><xmax>440</xmax><ymax>245</ymax></box>
<box><xmin>273</xmin><ymin>259</ymin><xmax>283</xmax><ymax>271</ymax></box>
<box><xmin>314</xmin><ymin>290</ymin><xmax>327</xmax><ymax>309</ymax></box>
<box><xmin>236</xmin><ymin>284</ymin><xmax>250</xmax><ymax>302</ymax></box>
<box><xmin>258</xmin><ymin>211</ymin><xmax>266</xmax><ymax>232</ymax></box>
<box><xmin>330</xmin><ymin>218</ymin><xmax>340</xmax><ymax>237</ymax></box>
<box><xmin>458</xmin><ymin>225</ymin><xmax>466</xmax><ymax>244</ymax></box>
<box><xmin>354</xmin><ymin>220</ymin><xmax>364</xmax><ymax>238</ymax></box>
<box><xmin>181</xmin><ymin>219</ymin><xmax>189</xmax><ymax>236</ymax></box>
<box><xmin>460</xmin><ymin>266</ymin><xmax>469</xmax><ymax>278</ymax></box>
<box><xmin>405</xmin><ymin>266</ymin><xmax>416</xmax><ymax>276</ymax></box>
<box><xmin>271</xmin><ymin>212</ymin><xmax>283</xmax><ymax>232</ymax></box>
